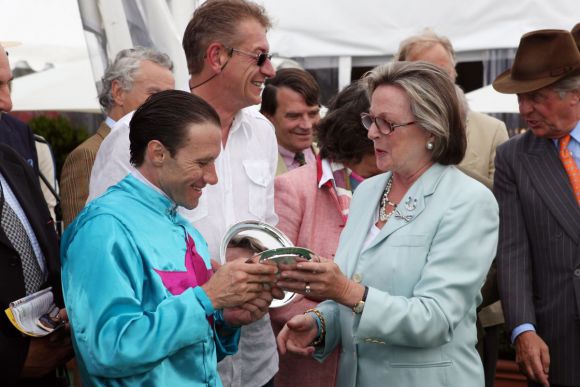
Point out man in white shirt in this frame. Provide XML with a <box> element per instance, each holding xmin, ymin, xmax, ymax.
<box><xmin>89</xmin><ymin>1</ymin><xmax>279</xmax><ymax>386</ymax></box>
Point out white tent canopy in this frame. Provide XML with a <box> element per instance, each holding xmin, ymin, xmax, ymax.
<box><xmin>11</xmin><ymin>59</ymin><xmax>100</xmax><ymax>113</ymax></box>
<box><xmin>0</xmin><ymin>0</ymin><xmax>99</xmax><ymax>113</ymax></box>
<box><xmin>466</xmin><ymin>84</ymin><xmax>519</xmax><ymax>114</ymax></box>
<box><xmin>262</xmin><ymin>0</ymin><xmax>578</xmax><ymax>90</ymax></box>
<box><xmin>1</xmin><ymin>0</ymin><xmax>578</xmax><ymax>112</ymax></box>
<box><xmin>262</xmin><ymin>0</ymin><xmax>578</xmax><ymax>58</ymax></box>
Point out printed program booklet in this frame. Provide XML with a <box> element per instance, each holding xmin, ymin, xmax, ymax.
<box><xmin>4</xmin><ymin>287</ymin><xmax>64</xmax><ymax>337</ymax></box>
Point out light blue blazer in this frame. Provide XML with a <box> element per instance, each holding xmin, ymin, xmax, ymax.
<box><xmin>314</xmin><ymin>164</ymin><xmax>499</xmax><ymax>387</ymax></box>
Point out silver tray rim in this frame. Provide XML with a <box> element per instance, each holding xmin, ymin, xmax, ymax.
<box><xmin>219</xmin><ymin>220</ymin><xmax>296</xmax><ymax>309</ymax></box>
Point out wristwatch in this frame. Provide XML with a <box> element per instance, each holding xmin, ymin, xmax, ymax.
<box><xmin>352</xmin><ymin>285</ymin><xmax>369</xmax><ymax>314</ymax></box>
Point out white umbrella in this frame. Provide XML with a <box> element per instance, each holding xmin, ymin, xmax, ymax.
<box><xmin>466</xmin><ymin>84</ymin><xmax>519</xmax><ymax>114</ymax></box>
<box><xmin>11</xmin><ymin>59</ymin><xmax>100</xmax><ymax>113</ymax></box>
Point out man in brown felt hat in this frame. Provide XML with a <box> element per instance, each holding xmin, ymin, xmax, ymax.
<box><xmin>493</xmin><ymin>29</ymin><xmax>580</xmax><ymax>387</ymax></box>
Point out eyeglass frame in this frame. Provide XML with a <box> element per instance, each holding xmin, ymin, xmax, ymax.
<box><xmin>360</xmin><ymin>112</ymin><xmax>415</xmax><ymax>135</ymax></box>
<box><xmin>224</xmin><ymin>46</ymin><xmax>272</xmax><ymax>67</ymax></box>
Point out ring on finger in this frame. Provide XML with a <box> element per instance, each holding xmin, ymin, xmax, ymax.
<box><xmin>305</xmin><ymin>282</ymin><xmax>311</xmax><ymax>294</ymax></box>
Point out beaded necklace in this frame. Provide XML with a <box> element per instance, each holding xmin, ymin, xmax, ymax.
<box><xmin>379</xmin><ymin>177</ymin><xmax>397</xmax><ymax>222</ymax></box>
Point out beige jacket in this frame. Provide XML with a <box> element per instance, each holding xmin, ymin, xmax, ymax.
<box><xmin>60</xmin><ymin>122</ymin><xmax>111</xmax><ymax>227</ymax></box>
<box><xmin>459</xmin><ymin>111</ymin><xmax>509</xmax><ymax>189</ymax></box>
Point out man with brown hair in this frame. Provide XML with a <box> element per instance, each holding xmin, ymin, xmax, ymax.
<box><xmin>184</xmin><ymin>4</ymin><xmax>279</xmax><ymax>385</ymax></box>
<box><xmin>260</xmin><ymin>68</ymin><xmax>321</xmax><ymax>175</ymax></box>
<box><xmin>493</xmin><ymin>29</ymin><xmax>580</xmax><ymax>387</ymax></box>
<box><xmin>88</xmin><ymin>1</ymin><xmax>280</xmax><ymax>386</ymax></box>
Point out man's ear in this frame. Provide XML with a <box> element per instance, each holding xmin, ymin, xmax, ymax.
<box><xmin>146</xmin><ymin>140</ymin><xmax>166</xmax><ymax>166</ymax></box>
<box><xmin>206</xmin><ymin>42</ymin><xmax>227</xmax><ymax>72</ymax></box>
<box><xmin>111</xmin><ymin>79</ymin><xmax>125</xmax><ymax>106</ymax></box>
<box><xmin>569</xmin><ymin>89</ymin><xmax>580</xmax><ymax>105</ymax></box>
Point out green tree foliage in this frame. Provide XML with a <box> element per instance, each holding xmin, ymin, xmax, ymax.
<box><xmin>28</xmin><ymin>115</ymin><xmax>89</xmax><ymax>178</ymax></box>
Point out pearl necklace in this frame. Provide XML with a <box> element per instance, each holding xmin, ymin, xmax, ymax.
<box><xmin>379</xmin><ymin>177</ymin><xmax>397</xmax><ymax>222</ymax></box>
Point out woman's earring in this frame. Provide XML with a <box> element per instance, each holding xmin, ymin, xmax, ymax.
<box><xmin>426</xmin><ymin>142</ymin><xmax>434</xmax><ymax>150</ymax></box>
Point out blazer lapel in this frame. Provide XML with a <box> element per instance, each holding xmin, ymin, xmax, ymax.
<box><xmin>366</xmin><ymin>164</ymin><xmax>446</xmax><ymax>250</ymax></box>
<box><xmin>0</xmin><ymin>151</ymin><xmax>14</xmax><ymax>251</ymax></box>
<box><xmin>522</xmin><ymin>136</ymin><xmax>580</xmax><ymax>242</ymax></box>
<box><xmin>0</xmin><ymin>151</ymin><xmax>52</xmax><ymax>256</ymax></box>
<box><xmin>338</xmin><ymin>174</ymin><xmax>385</xmax><ymax>277</ymax></box>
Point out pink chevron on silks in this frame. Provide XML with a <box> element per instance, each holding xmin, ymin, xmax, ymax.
<box><xmin>154</xmin><ymin>233</ymin><xmax>212</xmax><ymax>296</ymax></box>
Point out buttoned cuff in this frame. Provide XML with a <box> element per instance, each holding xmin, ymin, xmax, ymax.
<box><xmin>511</xmin><ymin>323</ymin><xmax>535</xmax><ymax>344</ymax></box>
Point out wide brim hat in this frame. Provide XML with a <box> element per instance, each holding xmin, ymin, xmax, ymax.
<box><xmin>493</xmin><ymin>29</ymin><xmax>580</xmax><ymax>94</ymax></box>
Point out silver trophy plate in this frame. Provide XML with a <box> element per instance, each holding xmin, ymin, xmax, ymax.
<box><xmin>220</xmin><ymin>220</ymin><xmax>312</xmax><ymax>308</ymax></box>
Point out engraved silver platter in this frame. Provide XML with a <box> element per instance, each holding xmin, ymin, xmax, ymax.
<box><xmin>220</xmin><ymin>220</ymin><xmax>301</xmax><ymax>308</ymax></box>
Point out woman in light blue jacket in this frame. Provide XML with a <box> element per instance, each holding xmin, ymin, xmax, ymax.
<box><xmin>276</xmin><ymin>61</ymin><xmax>499</xmax><ymax>387</ymax></box>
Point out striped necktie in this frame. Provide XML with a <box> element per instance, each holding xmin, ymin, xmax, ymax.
<box><xmin>0</xmin><ymin>183</ymin><xmax>43</xmax><ymax>294</ymax></box>
<box><xmin>294</xmin><ymin>151</ymin><xmax>306</xmax><ymax>166</ymax></box>
<box><xmin>559</xmin><ymin>134</ymin><xmax>580</xmax><ymax>205</ymax></box>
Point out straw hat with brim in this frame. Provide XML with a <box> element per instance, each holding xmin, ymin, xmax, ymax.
<box><xmin>493</xmin><ymin>29</ymin><xmax>580</xmax><ymax>94</ymax></box>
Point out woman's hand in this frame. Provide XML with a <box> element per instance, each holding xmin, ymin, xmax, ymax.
<box><xmin>277</xmin><ymin>314</ymin><xmax>318</xmax><ymax>356</ymax></box>
<box><xmin>276</xmin><ymin>257</ymin><xmax>360</xmax><ymax>305</ymax></box>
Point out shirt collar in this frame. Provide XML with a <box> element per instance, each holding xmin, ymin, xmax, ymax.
<box><xmin>104</xmin><ymin>116</ymin><xmax>116</xmax><ymax>129</ymax></box>
<box><xmin>278</xmin><ymin>144</ymin><xmax>296</xmax><ymax>159</ymax></box>
<box><xmin>125</xmin><ymin>171</ymin><xmax>180</xmax><ymax>219</ymax></box>
<box><xmin>552</xmin><ymin>120</ymin><xmax>580</xmax><ymax>147</ymax></box>
<box><xmin>318</xmin><ymin>159</ymin><xmax>342</xmax><ymax>188</ymax></box>
<box><xmin>570</xmin><ymin>120</ymin><xmax>580</xmax><ymax>143</ymax></box>
<box><xmin>229</xmin><ymin>109</ymin><xmax>247</xmax><ymax>139</ymax></box>
<box><xmin>131</xmin><ymin>169</ymin><xmax>169</xmax><ymax>199</ymax></box>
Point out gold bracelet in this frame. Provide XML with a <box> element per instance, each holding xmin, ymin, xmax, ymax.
<box><xmin>305</xmin><ymin>308</ymin><xmax>326</xmax><ymax>347</ymax></box>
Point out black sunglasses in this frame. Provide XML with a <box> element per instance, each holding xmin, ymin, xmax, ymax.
<box><xmin>225</xmin><ymin>47</ymin><xmax>272</xmax><ymax>67</ymax></box>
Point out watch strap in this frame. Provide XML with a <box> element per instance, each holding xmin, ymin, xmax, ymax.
<box><xmin>362</xmin><ymin>285</ymin><xmax>369</xmax><ymax>302</ymax></box>
<box><xmin>352</xmin><ymin>285</ymin><xmax>369</xmax><ymax>314</ymax></box>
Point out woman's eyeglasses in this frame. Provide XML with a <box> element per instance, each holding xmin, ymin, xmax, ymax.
<box><xmin>360</xmin><ymin>113</ymin><xmax>415</xmax><ymax>135</ymax></box>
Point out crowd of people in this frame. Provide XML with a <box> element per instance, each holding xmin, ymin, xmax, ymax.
<box><xmin>0</xmin><ymin>1</ymin><xmax>579</xmax><ymax>386</ymax></box>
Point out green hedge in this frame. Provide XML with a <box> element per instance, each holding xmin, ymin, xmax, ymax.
<box><xmin>29</xmin><ymin>115</ymin><xmax>89</xmax><ymax>178</ymax></box>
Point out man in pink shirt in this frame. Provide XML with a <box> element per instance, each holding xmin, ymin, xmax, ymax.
<box><xmin>261</xmin><ymin>68</ymin><xmax>321</xmax><ymax>175</ymax></box>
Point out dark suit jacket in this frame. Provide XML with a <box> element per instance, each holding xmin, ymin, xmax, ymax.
<box><xmin>494</xmin><ymin>130</ymin><xmax>580</xmax><ymax>386</ymax></box>
<box><xmin>0</xmin><ymin>114</ymin><xmax>39</xmax><ymax>173</ymax></box>
<box><xmin>0</xmin><ymin>144</ymin><xmax>62</xmax><ymax>385</ymax></box>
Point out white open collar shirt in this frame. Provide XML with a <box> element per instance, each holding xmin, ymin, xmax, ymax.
<box><xmin>88</xmin><ymin>107</ymin><xmax>279</xmax><ymax>387</ymax></box>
